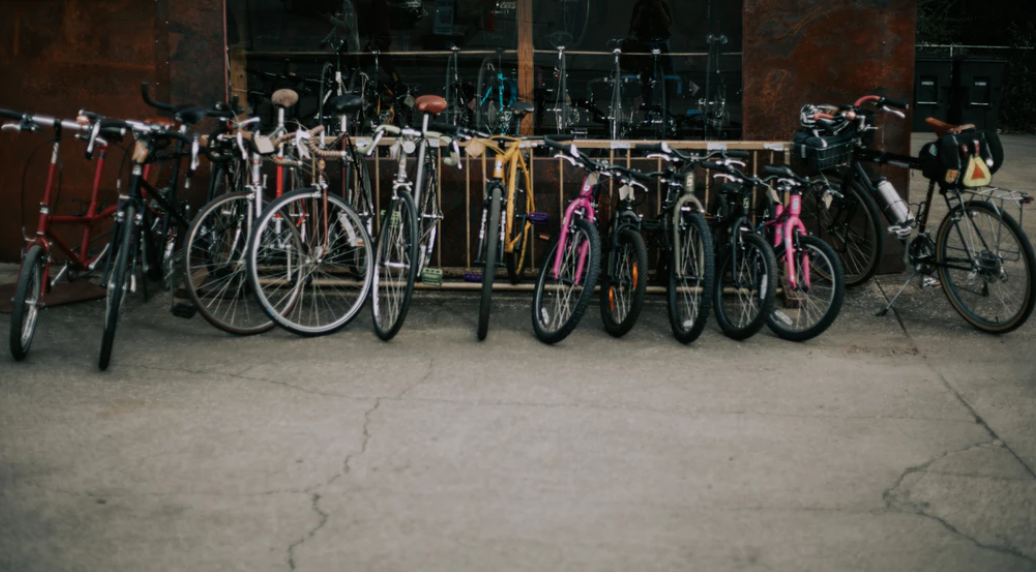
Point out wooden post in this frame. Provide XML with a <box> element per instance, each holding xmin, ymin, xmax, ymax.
<box><xmin>517</xmin><ymin>0</ymin><xmax>534</xmax><ymax>135</ymax></box>
<box><xmin>229</xmin><ymin>46</ymin><xmax>248</xmax><ymax>116</ymax></box>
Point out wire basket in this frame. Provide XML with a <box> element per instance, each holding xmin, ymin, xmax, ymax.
<box><xmin>792</xmin><ymin>130</ymin><xmax>855</xmax><ymax>172</ymax></box>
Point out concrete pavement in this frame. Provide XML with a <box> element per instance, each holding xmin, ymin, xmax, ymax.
<box><xmin>0</xmin><ymin>135</ymin><xmax>1034</xmax><ymax>571</ymax></box>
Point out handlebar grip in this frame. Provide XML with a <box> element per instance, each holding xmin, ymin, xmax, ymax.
<box><xmin>700</xmin><ymin>160</ymin><xmax>729</xmax><ymax>172</ymax></box>
<box><xmin>543</xmin><ymin>137</ymin><xmax>570</xmax><ymax>151</ymax></box>
<box><xmin>549</xmin><ymin>134</ymin><xmax>575</xmax><ymax>142</ymax></box>
<box><xmin>141</xmin><ymin>82</ymin><xmax>175</xmax><ymax>111</ymax></box>
<box><xmin>883</xmin><ymin>98</ymin><xmax>909</xmax><ymax>110</ymax></box>
<box><xmin>100</xmin><ymin>119</ymin><xmax>129</xmax><ymax>131</ymax></box>
<box><xmin>760</xmin><ymin>165</ymin><xmax>787</xmax><ymax>178</ymax></box>
<box><xmin>0</xmin><ymin>108</ymin><xmax>23</xmax><ymax>121</ymax></box>
<box><xmin>628</xmin><ymin>169</ymin><xmax>655</xmax><ymax>185</ymax></box>
<box><xmin>724</xmin><ymin>150</ymin><xmax>750</xmax><ymax>159</ymax></box>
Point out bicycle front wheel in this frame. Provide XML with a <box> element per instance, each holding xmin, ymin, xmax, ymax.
<box><xmin>668</xmin><ymin>211</ymin><xmax>715</xmax><ymax>344</ymax></box>
<box><xmin>478</xmin><ymin>187</ymin><xmax>503</xmax><ymax>341</ymax></box>
<box><xmin>372</xmin><ymin>191</ymin><xmax>419</xmax><ymax>341</ymax></box>
<box><xmin>248</xmin><ymin>188</ymin><xmax>374</xmax><ymax>336</ymax></box>
<box><xmin>768</xmin><ymin>235</ymin><xmax>845</xmax><ymax>341</ymax></box>
<box><xmin>803</xmin><ymin>173</ymin><xmax>883</xmax><ymax>287</ymax></box>
<box><xmin>99</xmin><ymin>204</ymin><xmax>135</xmax><ymax>370</ymax></box>
<box><xmin>936</xmin><ymin>201</ymin><xmax>1036</xmax><ymax>333</ymax></box>
<box><xmin>599</xmin><ymin>226</ymin><xmax>648</xmax><ymax>338</ymax></box>
<box><xmin>184</xmin><ymin>192</ymin><xmax>274</xmax><ymax>336</ymax></box>
<box><xmin>10</xmin><ymin>244</ymin><xmax>45</xmax><ymax>361</ymax></box>
<box><xmin>531</xmin><ymin>217</ymin><xmax>601</xmax><ymax>344</ymax></box>
<box><xmin>714</xmin><ymin>232</ymin><xmax>777</xmax><ymax>341</ymax></box>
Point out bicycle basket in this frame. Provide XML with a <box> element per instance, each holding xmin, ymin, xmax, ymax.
<box><xmin>792</xmin><ymin>129</ymin><xmax>855</xmax><ymax>172</ymax></box>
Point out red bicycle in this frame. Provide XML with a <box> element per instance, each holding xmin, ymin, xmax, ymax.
<box><xmin>2</xmin><ymin>108</ymin><xmax>127</xmax><ymax>360</ymax></box>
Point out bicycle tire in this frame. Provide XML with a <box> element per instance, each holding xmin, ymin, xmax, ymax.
<box><xmin>668</xmin><ymin>212</ymin><xmax>715</xmax><ymax>344</ymax></box>
<box><xmin>599</xmin><ymin>226</ymin><xmax>648</xmax><ymax>337</ymax></box>
<box><xmin>803</xmin><ymin>173</ymin><xmax>884</xmax><ymax>287</ymax></box>
<box><xmin>713</xmin><ymin>232</ymin><xmax>777</xmax><ymax>341</ymax></box>
<box><xmin>99</xmin><ymin>204</ymin><xmax>135</xmax><ymax>370</ymax></box>
<box><xmin>936</xmin><ymin>200</ymin><xmax>1036</xmax><ymax>334</ymax></box>
<box><xmin>531</xmin><ymin>217</ymin><xmax>601</xmax><ymax>344</ymax></box>
<box><xmin>767</xmin><ymin>235</ymin><xmax>845</xmax><ymax>342</ymax></box>
<box><xmin>418</xmin><ymin>153</ymin><xmax>441</xmax><ymax>274</ymax></box>
<box><xmin>478</xmin><ymin>187</ymin><xmax>503</xmax><ymax>341</ymax></box>
<box><xmin>372</xmin><ymin>190</ymin><xmax>419</xmax><ymax>341</ymax></box>
<box><xmin>9</xmin><ymin>244</ymin><xmax>45</xmax><ymax>361</ymax></box>
<box><xmin>184</xmin><ymin>192</ymin><xmax>275</xmax><ymax>336</ymax></box>
<box><xmin>247</xmin><ymin>188</ymin><xmax>374</xmax><ymax>336</ymax></box>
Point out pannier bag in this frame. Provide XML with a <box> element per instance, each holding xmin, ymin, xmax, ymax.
<box><xmin>791</xmin><ymin>129</ymin><xmax>855</xmax><ymax>172</ymax></box>
<box><xmin>919</xmin><ymin>130</ymin><xmax>1004</xmax><ymax>189</ymax></box>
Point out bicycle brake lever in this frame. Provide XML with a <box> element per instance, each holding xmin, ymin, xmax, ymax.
<box><xmin>713</xmin><ymin>173</ymin><xmax>741</xmax><ymax>183</ymax></box>
<box><xmin>724</xmin><ymin>160</ymin><xmax>747</xmax><ymax>168</ymax></box>
<box><xmin>553</xmin><ymin>153</ymin><xmax>578</xmax><ymax>167</ymax></box>
<box><xmin>1</xmin><ymin>123</ymin><xmax>20</xmax><ymax>132</ymax></box>
<box><xmin>882</xmin><ymin>106</ymin><xmax>906</xmax><ymax>120</ymax></box>
<box><xmin>647</xmin><ymin>153</ymin><xmax>675</xmax><ymax>162</ymax></box>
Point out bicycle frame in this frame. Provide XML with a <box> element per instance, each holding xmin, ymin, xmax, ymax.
<box><xmin>552</xmin><ymin>172</ymin><xmax>598</xmax><ymax>281</ymax></box>
<box><xmin>27</xmin><ymin>128</ymin><xmax>119</xmax><ymax>290</ymax></box>
<box><xmin>762</xmin><ymin>188</ymin><xmax>811</xmax><ymax>290</ymax></box>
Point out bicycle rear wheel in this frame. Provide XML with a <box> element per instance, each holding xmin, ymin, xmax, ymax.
<box><xmin>372</xmin><ymin>191</ymin><xmax>419</xmax><ymax>341</ymax></box>
<box><xmin>418</xmin><ymin>152</ymin><xmax>441</xmax><ymax>274</ymax></box>
<box><xmin>768</xmin><ymin>235</ymin><xmax>845</xmax><ymax>341</ymax></box>
<box><xmin>936</xmin><ymin>201</ymin><xmax>1036</xmax><ymax>333</ymax></box>
<box><xmin>599</xmin><ymin>226</ymin><xmax>648</xmax><ymax>338</ymax></box>
<box><xmin>99</xmin><ymin>205</ymin><xmax>135</xmax><ymax>370</ymax></box>
<box><xmin>802</xmin><ymin>174</ymin><xmax>883</xmax><ymax>287</ymax></box>
<box><xmin>248</xmin><ymin>188</ymin><xmax>374</xmax><ymax>336</ymax></box>
<box><xmin>478</xmin><ymin>187</ymin><xmax>503</xmax><ymax>341</ymax></box>
<box><xmin>531</xmin><ymin>217</ymin><xmax>601</xmax><ymax>344</ymax></box>
<box><xmin>184</xmin><ymin>192</ymin><xmax>274</xmax><ymax>336</ymax></box>
<box><xmin>9</xmin><ymin>244</ymin><xmax>45</xmax><ymax>361</ymax></box>
<box><xmin>668</xmin><ymin>211</ymin><xmax>715</xmax><ymax>344</ymax></box>
<box><xmin>714</xmin><ymin>232</ymin><xmax>777</xmax><ymax>341</ymax></box>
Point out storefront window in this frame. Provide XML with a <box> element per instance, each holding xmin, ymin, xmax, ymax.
<box><xmin>226</xmin><ymin>0</ymin><xmax>742</xmax><ymax>139</ymax></box>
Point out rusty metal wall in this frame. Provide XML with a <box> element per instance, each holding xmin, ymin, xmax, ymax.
<box><xmin>0</xmin><ymin>0</ymin><xmax>224</xmax><ymax>263</ymax></box>
<box><xmin>742</xmin><ymin>0</ymin><xmax>917</xmax><ymax>271</ymax></box>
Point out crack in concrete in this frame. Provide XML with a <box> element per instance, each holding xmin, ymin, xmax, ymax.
<box><xmin>395</xmin><ymin>356</ymin><xmax>436</xmax><ymax>400</ymax></box>
<box><xmin>284</xmin><ymin>398</ymin><xmax>383</xmax><ymax>572</ymax></box>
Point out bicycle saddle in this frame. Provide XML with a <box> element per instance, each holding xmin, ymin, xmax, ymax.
<box><xmin>272</xmin><ymin>89</ymin><xmax>299</xmax><ymax>109</ymax></box>
<box><xmin>761</xmin><ymin>164</ymin><xmax>797</xmax><ymax>179</ymax></box>
<box><xmin>415</xmin><ymin>95</ymin><xmax>448</xmax><ymax>116</ymax></box>
<box><xmin>926</xmin><ymin>117</ymin><xmax>975</xmax><ymax>139</ymax></box>
<box><xmin>509</xmin><ymin>101</ymin><xmax>535</xmax><ymax>116</ymax></box>
<box><xmin>173</xmin><ymin>105</ymin><xmax>208</xmax><ymax>126</ymax></box>
<box><xmin>325</xmin><ymin>94</ymin><xmax>363</xmax><ymax>115</ymax></box>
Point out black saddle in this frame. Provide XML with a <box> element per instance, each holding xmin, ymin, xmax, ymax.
<box><xmin>325</xmin><ymin>95</ymin><xmax>363</xmax><ymax>116</ymax></box>
<box><xmin>761</xmin><ymin>164</ymin><xmax>796</xmax><ymax>179</ymax></box>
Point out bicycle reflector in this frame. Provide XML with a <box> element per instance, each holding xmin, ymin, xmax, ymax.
<box><xmin>1023</xmin><ymin>194</ymin><xmax>1034</xmax><ymax>205</ymax></box>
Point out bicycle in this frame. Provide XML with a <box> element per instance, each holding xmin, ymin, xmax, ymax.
<box><xmin>757</xmin><ymin>164</ymin><xmax>845</xmax><ymax>341</ymax></box>
<box><xmin>532</xmin><ymin>138</ymin><xmax>606</xmax><ymax>344</ymax></box>
<box><xmin>366</xmin><ymin>95</ymin><xmax>459</xmax><ymax>341</ymax></box>
<box><xmin>700</xmin><ymin>159</ymin><xmax>778</xmax><ymax>341</ymax></box>
<box><xmin>245</xmin><ymin>100</ymin><xmax>376</xmax><ymax>337</ymax></box>
<box><xmin>1</xmin><ymin>108</ymin><xmax>126</xmax><ymax>360</ymax></box>
<box><xmin>475</xmin><ymin>48</ymin><xmax>518</xmax><ymax>135</ymax></box>
<box><xmin>435</xmin><ymin>102</ymin><xmax>550</xmax><ymax>341</ymax></box>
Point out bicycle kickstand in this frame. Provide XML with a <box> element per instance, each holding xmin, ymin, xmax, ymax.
<box><xmin>875</xmin><ymin>269</ymin><xmax>919</xmax><ymax>317</ymax></box>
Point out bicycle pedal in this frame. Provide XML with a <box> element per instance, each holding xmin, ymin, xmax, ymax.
<box><xmin>921</xmin><ymin>277</ymin><xmax>941</xmax><ymax>289</ymax></box>
<box><xmin>537</xmin><ymin>233</ymin><xmax>552</xmax><ymax>242</ymax></box>
<box><xmin>463</xmin><ymin>272</ymin><xmax>483</xmax><ymax>283</ymax></box>
<box><xmin>528</xmin><ymin>212</ymin><xmax>550</xmax><ymax>226</ymax></box>
<box><xmin>171</xmin><ymin>302</ymin><xmax>196</xmax><ymax>319</ymax></box>
<box><xmin>422</xmin><ymin>268</ymin><xmax>444</xmax><ymax>287</ymax></box>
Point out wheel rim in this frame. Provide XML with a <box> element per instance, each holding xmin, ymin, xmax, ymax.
<box><xmin>803</xmin><ymin>183</ymin><xmax>878</xmax><ymax>282</ymax></box>
<box><xmin>20</xmin><ymin>260</ymin><xmax>42</xmax><ymax>348</ymax></box>
<box><xmin>675</xmin><ymin>221</ymin><xmax>706</xmax><ymax>331</ymax></box>
<box><xmin>374</xmin><ymin>201</ymin><xmax>414</xmax><ymax>331</ymax></box>
<box><xmin>252</xmin><ymin>193</ymin><xmax>372</xmax><ymax>333</ymax></box>
<box><xmin>186</xmin><ymin>196</ymin><xmax>272</xmax><ymax>333</ymax></box>
<box><xmin>773</xmin><ymin>241</ymin><xmax>837</xmax><ymax>333</ymax></box>
<box><xmin>538</xmin><ymin>226</ymin><xmax>590</xmax><ymax>333</ymax></box>
<box><xmin>610</xmin><ymin>242</ymin><xmax>636</xmax><ymax>323</ymax></box>
<box><xmin>722</xmin><ymin>241</ymin><xmax>766</xmax><ymax>328</ymax></box>
<box><xmin>941</xmin><ymin>208</ymin><xmax>1030</xmax><ymax>327</ymax></box>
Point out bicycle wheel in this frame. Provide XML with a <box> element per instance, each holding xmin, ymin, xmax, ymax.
<box><xmin>9</xmin><ymin>244</ymin><xmax>45</xmax><ymax>361</ymax></box>
<box><xmin>668</xmin><ymin>211</ymin><xmax>715</xmax><ymax>344</ymax></box>
<box><xmin>475</xmin><ymin>58</ymin><xmax>501</xmax><ymax>133</ymax></box>
<box><xmin>184</xmin><ymin>192</ymin><xmax>274</xmax><ymax>336</ymax></box>
<box><xmin>346</xmin><ymin>151</ymin><xmax>375</xmax><ymax>236</ymax></box>
<box><xmin>714</xmin><ymin>232</ymin><xmax>777</xmax><ymax>341</ymax></box>
<box><xmin>248</xmin><ymin>188</ymin><xmax>374</xmax><ymax>336</ymax></box>
<box><xmin>372</xmin><ymin>191</ymin><xmax>419</xmax><ymax>341</ymax></box>
<box><xmin>768</xmin><ymin>235</ymin><xmax>845</xmax><ymax>341</ymax></box>
<box><xmin>99</xmin><ymin>205</ymin><xmax>135</xmax><ymax>371</ymax></box>
<box><xmin>418</xmin><ymin>152</ymin><xmax>441</xmax><ymax>274</ymax></box>
<box><xmin>802</xmin><ymin>173</ymin><xmax>883</xmax><ymax>287</ymax></box>
<box><xmin>599</xmin><ymin>226</ymin><xmax>648</xmax><ymax>338</ymax></box>
<box><xmin>936</xmin><ymin>201</ymin><xmax>1036</xmax><ymax>333</ymax></box>
<box><xmin>531</xmin><ymin>217</ymin><xmax>601</xmax><ymax>344</ymax></box>
<box><xmin>478</xmin><ymin>187</ymin><xmax>503</xmax><ymax>341</ymax></box>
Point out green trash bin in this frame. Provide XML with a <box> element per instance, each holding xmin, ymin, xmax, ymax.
<box><xmin>951</xmin><ymin>56</ymin><xmax>1007</xmax><ymax>131</ymax></box>
<box><xmin>912</xmin><ymin>54</ymin><xmax>954</xmax><ymax>132</ymax></box>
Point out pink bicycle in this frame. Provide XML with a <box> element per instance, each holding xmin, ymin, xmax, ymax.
<box><xmin>530</xmin><ymin>138</ymin><xmax>608</xmax><ymax>344</ymax></box>
<box><xmin>758</xmin><ymin>164</ymin><xmax>845</xmax><ymax>341</ymax></box>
